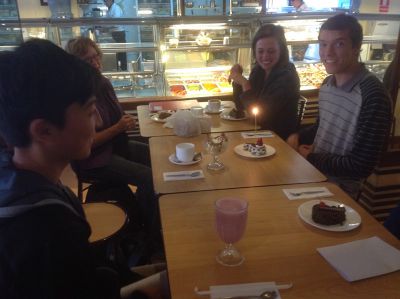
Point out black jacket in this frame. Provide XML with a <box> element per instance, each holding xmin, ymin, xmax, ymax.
<box><xmin>233</xmin><ymin>62</ymin><xmax>300</xmax><ymax>140</ymax></box>
<box><xmin>0</xmin><ymin>150</ymin><xmax>120</xmax><ymax>299</ymax></box>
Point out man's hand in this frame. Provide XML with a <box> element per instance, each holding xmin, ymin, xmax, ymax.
<box><xmin>298</xmin><ymin>144</ymin><xmax>313</xmax><ymax>159</ymax></box>
<box><xmin>286</xmin><ymin>133</ymin><xmax>300</xmax><ymax>150</ymax></box>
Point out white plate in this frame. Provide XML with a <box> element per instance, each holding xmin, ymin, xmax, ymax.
<box><xmin>150</xmin><ymin>114</ymin><xmax>171</xmax><ymax>123</ymax></box>
<box><xmin>168</xmin><ymin>153</ymin><xmax>202</xmax><ymax>165</ymax></box>
<box><xmin>220</xmin><ymin>110</ymin><xmax>248</xmax><ymax>121</ymax></box>
<box><xmin>204</xmin><ymin>105</ymin><xmax>224</xmax><ymax>114</ymax></box>
<box><xmin>234</xmin><ymin>144</ymin><xmax>276</xmax><ymax>159</ymax></box>
<box><xmin>297</xmin><ymin>199</ymin><xmax>361</xmax><ymax>232</ymax></box>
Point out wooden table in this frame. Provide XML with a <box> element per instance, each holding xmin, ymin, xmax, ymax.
<box><xmin>149</xmin><ymin>132</ymin><xmax>326</xmax><ymax>194</ymax></box>
<box><xmin>159</xmin><ymin>182</ymin><xmax>400</xmax><ymax>299</ymax></box>
<box><xmin>137</xmin><ymin>101</ymin><xmax>257</xmax><ymax>137</ymax></box>
<box><xmin>83</xmin><ymin>202</ymin><xmax>126</xmax><ymax>243</ymax></box>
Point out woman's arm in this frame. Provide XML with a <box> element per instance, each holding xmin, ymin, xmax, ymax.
<box><xmin>229</xmin><ymin>64</ymin><xmax>251</xmax><ymax>91</ymax></box>
<box><xmin>92</xmin><ymin>114</ymin><xmax>135</xmax><ymax>148</ymax></box>
<box><xmin>240</xmin><ymin>65</ymin><xmax>300</xmax><ymax>122</ymax></box>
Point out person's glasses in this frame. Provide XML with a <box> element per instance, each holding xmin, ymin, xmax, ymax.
<box><xmin>83</xmin><ymin>53</ymin><xmax>100</xmax><ymax>64</ymax></box>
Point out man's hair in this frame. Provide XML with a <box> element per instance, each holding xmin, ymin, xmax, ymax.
<box><xmin>252</xmin><ymin>24</ymin><xmax>289</xmax><ymax>69</ymax></box>
<box><xmin>0</xmin><ymin>39</ymin><xmax>99</xmax><ymax>147</ymax></box>
<box><xmin>320</xmin><ymin>14</ymin><xmax>363</xmax><ymax>49</ymax></box>
<box><xmin>65</xmin><ymin>37</ymin><xmax>102</xmax><ymax>59</ymax></box>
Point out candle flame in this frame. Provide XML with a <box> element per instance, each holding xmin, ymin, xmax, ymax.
<box><xmin>252</xmin><ymin>107</ymin><xmax>259</xmax><ymax>116</ymax></box>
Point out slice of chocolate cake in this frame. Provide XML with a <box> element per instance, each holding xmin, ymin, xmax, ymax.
<box><xmin>312</xmin><ymin>201</ymin><xmax>346</xmax><ymax>225</ymax></box>
<box><xmin>228</xmin><ymin>108</ymin><xmax>245</xmax><ymax>119</ymax></box>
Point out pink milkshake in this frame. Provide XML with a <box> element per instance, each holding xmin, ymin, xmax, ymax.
<box><xmin>215</xmin><ymin>197</ymin><xmax>248</xmax><ymax>244</ymax></box>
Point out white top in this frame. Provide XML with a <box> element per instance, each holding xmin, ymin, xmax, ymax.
<box><xmin>106</xmin><ymin>2</ymin><xmax>123</xmax><ymax>18</ymax></box>
<box><xmin>106</xmin><ymin>2</ymin><xmax>124</xmax><ymax>32</ymax></box>
<box><xmin>296</xmin><ymin>3</ymin><xmax>309</xmax><ymax>11</ymax></box>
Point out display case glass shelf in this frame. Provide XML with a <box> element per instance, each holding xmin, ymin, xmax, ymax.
<box><xmin>0</xmin><ymin>12</ymin><xmax>399</xmax><ymax>99</ymax></box>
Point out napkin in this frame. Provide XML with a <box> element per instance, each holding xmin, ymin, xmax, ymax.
<box><xmin>241</xmin><ymin>131</ymin><xmax>274</xmax><ymax>139</ymax></box>
<box><xmin>317</xmin><ymin>236</ymin><xmax>400</xmax><ymax>282</ymax></box>
<box><xmin>195</xmin><ymin>282</ymin><xmax>292</xmax><ymax>299</ymax></box>
<box><xmin>282</xmin><ymin>186</ymin><xmax>333</xmax><ymax>200</ymax></box>
<box><xmin>163</xmin><ymin>170</ymin><xmax>204</xmax><ymax>181</ymax></box>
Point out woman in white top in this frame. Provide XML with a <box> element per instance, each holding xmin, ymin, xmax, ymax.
<box><xmin>291</xmin><ymin>0</ymin><xmax>308</xmax><ymax>12</ymax></box>
<box><xmin>104</xmin><ymin>0</ymin><xmax>123</xmax><ymax>17</ymax></box>
<box><xmin>104</xmin><ymin>0</ymin><xmax>127</xmax><ymax>70</ymax></box>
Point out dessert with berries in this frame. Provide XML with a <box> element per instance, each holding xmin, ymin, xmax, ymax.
<box><xmin>243</xmin><ymin>138</ymin><xmax>266</xmax><ymax>156</ymax></box>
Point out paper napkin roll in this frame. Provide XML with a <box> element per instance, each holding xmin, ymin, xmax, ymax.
<box><xmin>282</xmin><ymin>187</ymin><xmax>333</xmax><ymax>200</ymax></box>
<box><xmin>163</xmin><ymin>170</ymin><xmax>204</xmax><ymax>181</ymax></box>
<box><xmin>241</xmin><ymin>131</ymin><xmax>274</xmax><ymax>139</ymax></box>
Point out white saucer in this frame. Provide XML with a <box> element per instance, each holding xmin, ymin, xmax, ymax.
<box><xmin>205</xmin><ymin>105</ymin><xmax>224</xmax><ymax>114</ymax></box>
<box><xmin>168</xmin><ymin>153</ymin><xmax>202</xmax><ymax>165</ymax></box>
<box><xmin>234</xmin><ymin>144</ymin><xmax>276</xmax><ymax>159</ymax></box>
<box><xmin>151</xmin><ymin>114</ymin><xmax>169</xmax><ymax>123</ymax></box>
<box><xmin>297</xmin><ymin>199</ymin><xmax>361</xmax><ymax>232</ymax></box>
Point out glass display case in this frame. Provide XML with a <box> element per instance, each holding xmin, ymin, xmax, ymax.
<box><xmin>160</xmin><ymin>18</ymin><xmax>256</xmax><ymax>96</ymax></box>
<box><xmin>0</xmin><ymin>12</ymin><xmax>399</xmax><ymax>100</ymax></box>
<box><xmin>0</xmin><ymin>0</ymin><xmax>18</xmax><ymax>19</ymax></box>
<box><xmin>0</xmin><ymin>0</ymin><xmax>20</xmax><ymax>50</ymax></box>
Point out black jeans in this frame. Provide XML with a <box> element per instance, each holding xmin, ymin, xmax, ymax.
<box><xmin>81</xmin><ymin>141</ymin><xmax>159</xmax><ymax>237</ymax></box>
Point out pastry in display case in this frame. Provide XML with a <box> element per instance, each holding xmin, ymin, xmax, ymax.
<box><xmin>296</xmin><ymin>62</ymin><xmax>327</xmax><ymax>90</ymax></box>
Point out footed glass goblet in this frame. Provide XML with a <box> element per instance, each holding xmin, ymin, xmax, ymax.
<box><xmin>215</xmin><ymin>197</ymin><xmax>248</xmax><ymax>266</ymax></box>
<box><xmin>205</xmin><ymin>133</ymin><xmax>228</xmax><ymax>171</ymax></box>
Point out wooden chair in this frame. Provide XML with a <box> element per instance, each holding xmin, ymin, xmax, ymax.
<box><xmin>357</xmin><ymin>149</ymin><xmax>400</xmax><ymax>222</ymax></box>
<box><xmin>83</xmin><ymin>202</ymin><xmax>127</xmax><ymax>243</ymax></box>
<box><xmin>77</xmin><ymin>176</ymin><xmax>100</xmax><ymax>203</ymax></box>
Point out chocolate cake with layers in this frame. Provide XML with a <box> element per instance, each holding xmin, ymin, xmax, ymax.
<box><xmin>312</xmin><ymin>201</ymin><xmax>346</xmax><ymax>225</ymax></box>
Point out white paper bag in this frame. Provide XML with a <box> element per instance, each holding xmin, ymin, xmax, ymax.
<box><xmin>171</xmin><ymin>110</ymin><xmax>201</xmax><ymax>137</ymax></box>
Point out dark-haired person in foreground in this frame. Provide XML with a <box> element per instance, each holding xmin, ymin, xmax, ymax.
<box><xmin>287</xmin><ymin>14</ymin><xmax>393</xmax><ymax>198</ymax></box>
<box><xmin>0</xmin><ymin>39</ymin><xmax>164</xmax><ymax>299</ymax></box>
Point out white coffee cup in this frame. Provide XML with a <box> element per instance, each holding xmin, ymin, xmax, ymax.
<box><xmin>190</xmin><ymin>106</ymin><xmax>204</xmax><ymax>117</ymax></box>
<box><xmin>208</xmin><ymin>99</ymin><xmax>221</xmax><ymax>112</ymax></box>
<box><xmin>176</xmin><ymin>143</ymin><xmax>195</xmax><ymax>162</ymax></box>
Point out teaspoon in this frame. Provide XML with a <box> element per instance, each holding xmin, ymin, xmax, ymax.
<box><xmin>223</xmin><ymin>290</ymin><xmax>277</xmax><ymax>299</ymax></box>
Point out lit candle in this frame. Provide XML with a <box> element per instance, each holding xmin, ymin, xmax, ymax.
<box><xmin>252</xmin><ymin>107</ymin><xmax>259</xmax><ymax>132</ymax></box>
